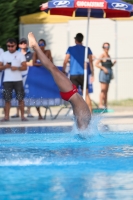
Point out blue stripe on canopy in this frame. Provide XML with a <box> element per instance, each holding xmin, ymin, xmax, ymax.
<box><xmin>75</xmin><ymin>8</ymin><xmax>104</xmax><ymax>18</ymax></box>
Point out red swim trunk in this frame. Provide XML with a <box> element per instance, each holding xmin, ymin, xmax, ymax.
<box><xmin>60</xmin><ymin>84</ymin><xmax>78</xmax><ymax>101</ymax></box>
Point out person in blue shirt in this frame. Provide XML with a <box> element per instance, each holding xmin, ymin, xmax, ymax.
<box><xmin>28</xmin><ymin>32</ymin><xmax>91</xmax><ymax>130</ymax></box>
<box><xmin>63</xmin><ymin>33</ymin><xmax>94</xmax><ymax>113</ymax></box>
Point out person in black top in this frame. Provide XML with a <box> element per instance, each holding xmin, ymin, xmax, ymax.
<box><xmin>95</xmin><ymin>42</ymin><xmax>116</xmax><ymax>108</ymax></box>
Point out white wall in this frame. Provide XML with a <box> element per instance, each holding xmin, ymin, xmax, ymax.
<box><xmin>19</xmin><ymin>19</ymin><xmax>133</xmax><ymax>101</ymax></box>
<box><xmin>116</xmin><ymin>20</ymin><xmax>133</xmax><ymax>100</ymax></box>
<box><xmin>20</xmin><ymin>23</ymin><xmax>68</xmax><ymax>66</ymax></box>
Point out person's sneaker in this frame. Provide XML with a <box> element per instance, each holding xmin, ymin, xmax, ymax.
<box><xmin>11</xmin><ymin>114</ymin><xmax>19</xmax><ymax>118</ymax></box>
<box><xmin>27</xmin><ymin>114</ymin><xmax>34</xmax><ymax>118</ymax></box>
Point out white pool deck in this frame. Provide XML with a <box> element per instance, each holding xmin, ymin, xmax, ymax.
<box><xmin>0</xmin><ymin>106</ymin><xmax>133</xmax><ymax>131</ymax></box>
<box><xmin>0</xmin><ymin>107</ymin><xmax>133</xmax><ymax>127</ymax></box>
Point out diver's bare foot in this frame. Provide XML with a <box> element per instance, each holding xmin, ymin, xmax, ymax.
<box><xmin>28</xmin><ymin>32</ymin><xmax>38</xmax><ymax>48</ymax></box>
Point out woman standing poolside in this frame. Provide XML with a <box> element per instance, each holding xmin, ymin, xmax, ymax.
<box><xmin>95</xmin><ymin>42</ymin><xmax>116</xmax><ymax>108</ymax></box>
<box><xmin>33</xmin><ymin>39</ymin><xmax>53</xmax><ymax>120</ymax></box>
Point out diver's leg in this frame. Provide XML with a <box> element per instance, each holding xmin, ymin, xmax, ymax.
<box><xmin>28</xmin><ymin>32</ymin><xmax>91</xmax><ymax>129</ymax></box>
<box><xmin>28</xmin><ymin>32</ymin><xmax>73</xmax><ymax>92</ymax></box>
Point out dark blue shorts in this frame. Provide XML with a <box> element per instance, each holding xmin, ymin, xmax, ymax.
<box><xmin>3</xmin><ymin>81</ymin><xmax>25</xmax><ymax>102</ymax></box>
<box><xmin>70</xmin><ymin>75</ymin><xmax>88</xmax><ymax>90</ymax></box>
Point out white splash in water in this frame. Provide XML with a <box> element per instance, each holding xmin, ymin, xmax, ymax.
<box><xmin>0</xmin><ymin>159</ymin><xmax>89</xmax><ymax>166</ymax></box>
<box><xmin>0</xmin><ymin>158</ymin><xmax>44</xmax><ymax>166</ymax></box>
<box><xmin>71</xmin><ymin>112</ymin><xmax>105</xmax><ymax>139</ymax></box>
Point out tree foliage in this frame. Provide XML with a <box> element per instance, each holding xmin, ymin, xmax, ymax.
<box><xmin>125</xmin><ymin>0</ymin><xmax>133</xmax><ymax>3</ymax></box>
<box><xmin>0</xmin><ymin>0</ymin><xmax>45</xmax><ymax>49</ymax></box>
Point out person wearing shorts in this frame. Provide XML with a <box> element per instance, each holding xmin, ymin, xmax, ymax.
<box><xmin>11</xmin><ymin>38</ymin><xmax>34</xmax><ymax>118</ymax></box>
<box><xmin>95</xmin><ymin>42</ymin><xmax>116</xmax><ymax>108</ymax></box>
<box><xmin>0</xmin><ymin>38</ymin><xmax>27</xmax><ymax>121</ymax></box>
<box><xmin>70</xmin><ymin>75</ymin><xmax>88</xmax><ymax>90</ymax></box>
<box><xmin>63</xmin><ymin>33</ymin><xmax>94</xmax><ymax>113</ymax></box>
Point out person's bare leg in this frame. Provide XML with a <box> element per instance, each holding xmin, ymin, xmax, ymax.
<box><xmin>36</xmin><ymin>107</ymin><xmax>43</xmax><ymax>120</ymax></box>
<box><xmin>99</xmin><ymin>83</ymin><xmax>103</xmax><ymax>108</ymax></box>
<box><xmin>28</xmin><ymin>32</ymin><xmax>91</xmax><ymax>129</ymax></box>
<box><xmin>1</xmin><ymin>101</ymin><xmax>10</xmax><ymax>121</ymax></box>
<box><xmin>18</xmin><ymin>100</ymin><xmax>28</xmax><ymax>120</ymax></box>
<box><xmin>69</xmin><ymin>93</ymin><xmax>91</xmax><ymax>129</ymax></box>
<box><xmin>101</xmin><ymin>84</ymin><xmax>108</xmax><ymax>107</ymax></box>
<box><xmin>99</xmin><ymin>83</ymin><xmax>106</xmax><ymax>108</ymax></box>
<box><xmin>5</xmin><ymin>102</ymin><xmax>10</xmax><ymax>120</ymax></box>
<box><xmin>104</xmin><ymin>84</ymin><xmax>109</xmax><ymax>108</ymax></box>
<box><xmin>28</xmin><ymin>32</ymin><xmax>73</xmax><ymax>92</ymax></box>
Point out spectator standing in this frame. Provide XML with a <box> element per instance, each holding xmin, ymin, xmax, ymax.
<box><xmin>0</xmin><ymin>38</ymin><xmax>28</xmax><ymax>121</ymax></box>
<box><xmin>11</xmin><ymin>38</ymin><xmax>34</xmax><ymax>118</ymax></box>
<box><xmin>63</xmin><ymin>33</ymin><xmax>94</xmax><ymax>113</ymax></box>
<box><xmin>95</xmin><ymin>42</ymin><xmax>116</xmax><ymax>108</ymax></box>
<box><xmin>33</xmin><ymin>39</ymin><xmax>53</xmax><ymax>120</ymax></box>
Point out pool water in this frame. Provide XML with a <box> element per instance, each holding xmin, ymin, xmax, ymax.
<box><xmin>0</xmin><ymin>125</ymin><xmax>133</xmax><ymax>200</ymax></box>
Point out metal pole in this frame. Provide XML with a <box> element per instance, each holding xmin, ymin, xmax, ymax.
<box><xmin>66</xmin><ymin>22</ymin><xmax>70</xmax><ymax>76</ymax></box>
<box><xmin>83</xmin><ymin>8</ymin><xmax>91</xmax><ymax>100</ymax></box>
<box><xmin>114</xmin><ymin>20</ymin><xmax>118</xmax><ymax>100</ymax></box>
<box><xmin>67</xmin><ymin>22</ymin><xmax>70</xmax><ymax>47</ymax></box>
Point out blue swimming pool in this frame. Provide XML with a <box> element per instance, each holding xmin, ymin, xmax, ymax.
<box><xmin>0</xmin><ymin>125</ymin><xmax>133</xmax><ymax>200</ymax></box>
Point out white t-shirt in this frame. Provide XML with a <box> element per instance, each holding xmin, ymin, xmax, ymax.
<box><xmin>0</xmin><ymin>48</ymin><xmax>4</xmax><ymax>55</ymax></box>
<box><xmin>0</xmin><ymin>48</ymin><xmax>4</xmax><ymax>54</ymax></box>
<box><xmin>0</xmin><ymin>51</ymin><xmax>26</xmax><ymax>82</ymax></box>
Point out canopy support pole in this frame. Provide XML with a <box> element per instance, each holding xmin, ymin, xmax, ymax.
<box><xmin>83</xmin><ymin>8</ymin><xmax>91</xmax><ymax>100</ymax></box>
